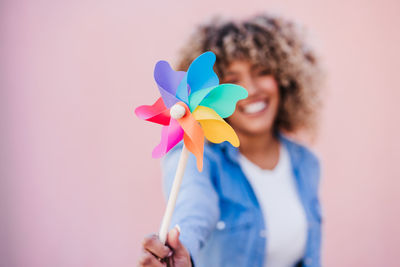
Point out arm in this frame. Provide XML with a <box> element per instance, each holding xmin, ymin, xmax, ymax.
<box><xmin>161</xmin><ymin>143</ymin><xmax>220</xmax><ymax>264</ymax></box>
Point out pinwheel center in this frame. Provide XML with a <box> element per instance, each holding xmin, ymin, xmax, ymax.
<box><xmin>170</xmin><ymin>104</ymin><xmax>186</xmax><ymax>119</ymax></box>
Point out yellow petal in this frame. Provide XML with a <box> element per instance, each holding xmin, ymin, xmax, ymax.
<box><xmin>192</xmin><ymin>106</ymin><xmax>240</xmax><ymax>147</ymax></box>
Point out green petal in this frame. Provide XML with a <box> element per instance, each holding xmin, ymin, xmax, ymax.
<box><xmin>198</xmin><ymin>84</ymin><xmax>248</xmax><ymax>118</ymax></box>
<box><xmin>188</xmin><ymin>85</ymin><xmax>216</xmax><ymax>112</ymax></box>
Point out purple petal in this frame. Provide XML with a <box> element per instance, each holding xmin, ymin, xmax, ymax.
<box><xmin>154</xmin><ymin>61</ymin><xmax>186</xmax><ymax>108</ymax></box>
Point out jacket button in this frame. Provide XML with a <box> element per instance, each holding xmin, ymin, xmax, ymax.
<box><xmin>259</xmin><ymin>229</ymin><xmax>267</xmax><ymax>238</ymax></box>
<box><xmin>216</xmin><ymin>221</ymin><xmax>226</xmax><ymax>230</ymax></box>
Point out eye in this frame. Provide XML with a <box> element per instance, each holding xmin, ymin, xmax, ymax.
<box><xmin>256</xmin><ymin>69</ymin><xmax>271</xmax><ymax>76</ymax></box>
<box><xmin>225</xmin><ymin>79</ymin><xmax>239</xmax><ymax>84</ymax></box>
<box><xmin>223</xmin><ymin>75</ymin><xmax>239</xmax><ymax>84</ymax></box>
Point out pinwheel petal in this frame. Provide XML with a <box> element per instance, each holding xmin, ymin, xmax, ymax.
<box><xmin>175</xmin><ymin>73</ymin><xmax>189</xmax><ymax>104</ymax></box>
<box><xmin>175</xmin><ymin>102</ymin><xmax>204</xmax><ymax>171</ymax></box>
<box><xmin>188</xmin><ymin>85</ymin><xmax>216</xmax><ymax>112</ymax></box>
<box><xmin>187</xmin><ymin>52</ymin><xmax>219</xmax><ymax>95</ymax></box>
<box><xmin>197</xmin><ymin>84</ymin><xmax>248</xmax><ymax>118</ymax></box>
<box><xmin>152</xmin><ymin>118</ymin><xmax>184</xmax><ymax>158</ymax></box>
<box><xmin>154</xmin><ymin>61</ymin><xmax>186</xmax><ymax>108</ymax></box>
<box><xmin>134</xmin><ymin>97</ymin><xmax>170</xmax><ymax>126</ymax></box>
<box><xmin>192</xmin><ymin>106</ymin><xmax>240</xmax><ymax>147</ymax></box>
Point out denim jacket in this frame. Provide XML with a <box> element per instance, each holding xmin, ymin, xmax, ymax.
<box><xmin>162</xmin><ymin>134</ymin><xmax>323</xmax><ymax>267</ymax></box>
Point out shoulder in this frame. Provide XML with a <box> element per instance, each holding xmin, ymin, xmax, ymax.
<box><xmin>162</xmin><ymin>141</ymin><xmax>221</xmax><ymax>171</ymax></box>
<box><xmin>280</xmin><ymin>134</ymin><xmax>322</xmax><ymax>186</ymax></box>
<box><xmin>281</xmin><ymin>135</ymin><xmax>320</xmax><ymax>167</ymax></box>
<box><xmin>161</xmin><ymin>141</ymin><xmax>222</xmax><ymax>197</ymax></box>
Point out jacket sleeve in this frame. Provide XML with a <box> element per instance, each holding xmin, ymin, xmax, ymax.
<box><xmin>161</xmin><ymin>143</ymin><xmax>220</xmax><ymax>264</ymax></box>
<box><xmin>303</xmin><ymin>146</ymin><xmax>323</xmax><ymax>267</ymax></box>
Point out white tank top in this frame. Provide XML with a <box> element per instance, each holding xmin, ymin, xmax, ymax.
<box><xmin>238</xmin><ymin>144</ymin><xmax>308</xmax><ymax>267</ymax></box>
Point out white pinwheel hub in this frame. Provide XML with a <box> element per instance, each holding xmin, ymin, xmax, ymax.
<box><xmin>170</xmin><ymin>104</ymin><xmax>186</xmax><ymax>119</ymax></box>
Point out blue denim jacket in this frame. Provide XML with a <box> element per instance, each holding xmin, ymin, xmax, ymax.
<box><xmin>162</xmin><ymin>134</ymin><xmax>323</xmax><ymax>267</ymax></box>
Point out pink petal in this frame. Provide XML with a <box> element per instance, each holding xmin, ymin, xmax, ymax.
<box><xmin>135</xmin><ymin>98</ymin><xmax>170</xmax><ymax>126</ymax></box>
<box><xmin>152</xmin><ymin>118</ymin><xmax>184</xmax><ymax>158</ymax></box>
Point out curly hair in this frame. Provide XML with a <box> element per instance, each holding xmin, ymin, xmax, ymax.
<box><xmin>175</xmin><ymin>13</ymin><xmax>324</xmax><ymax>135</ymax></box>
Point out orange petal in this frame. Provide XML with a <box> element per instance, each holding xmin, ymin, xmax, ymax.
<box><xmin>175</xmin><ymin>102</ymin><xmax>204</xmax><ymax>171</ymax></box>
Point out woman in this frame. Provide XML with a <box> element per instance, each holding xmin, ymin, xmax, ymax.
<box><xmin>138</xmin><ymin>13</ymin><xmax>324</xmax><ymax>267</ymax></box>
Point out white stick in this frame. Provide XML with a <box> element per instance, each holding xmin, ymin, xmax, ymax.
<box><xmin>158</xmin><ymin>144</ymin><xmax>189</xmax><ymax>244</ymax></box>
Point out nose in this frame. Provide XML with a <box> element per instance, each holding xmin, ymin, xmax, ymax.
<box><xmin>243</xmin><ymin>77</ymin><xmax>258</xmax><ymax>97</ymax></box>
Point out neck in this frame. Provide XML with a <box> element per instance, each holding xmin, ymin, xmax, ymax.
<box><xmin>238</xmin><ymin>130</ymin><xmax>280</xmax><ymax>170</ymax></box>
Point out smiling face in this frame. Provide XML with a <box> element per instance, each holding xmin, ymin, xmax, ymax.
<box><xmin>223</xmin><ymin>60</ymin><xmax>280</xmax><ymax>137</ymax></box>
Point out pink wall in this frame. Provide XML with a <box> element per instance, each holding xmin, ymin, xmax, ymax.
<box><xmin>2</xmin><ymin>0</ymin><xmax>399</xmax><ymax>266</ymax></box>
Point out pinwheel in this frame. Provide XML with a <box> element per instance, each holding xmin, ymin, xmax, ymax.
<box><xmin>135</xmin><ymin>51</ymin><xmax>248</xmax><ymax>243</ymax></box>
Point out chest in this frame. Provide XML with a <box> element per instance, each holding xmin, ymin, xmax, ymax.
<box><xmin>211</xmin><ymin>152</ymin><xmax>320</xmax><ymax>233</ymax></box>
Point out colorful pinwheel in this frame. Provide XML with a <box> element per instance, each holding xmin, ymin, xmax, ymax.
<box><xmin>135</xmin><ymin>51</ymin><xmax>247</xmax><ymax>171</ymax></box>
<box><xmin>134</xmin><ymin>51</ymin><xmax>247</xmax><ymax>244</ymax></box>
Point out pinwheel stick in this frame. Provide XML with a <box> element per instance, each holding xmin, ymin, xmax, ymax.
<box><xmin>158</xmin><ymin>104</ymin><xmax>189</xmax><ymax>244</ymax></box>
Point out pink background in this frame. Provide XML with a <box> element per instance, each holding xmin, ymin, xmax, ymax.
<box><xmin>2</xmin><ymin>0</ymin><xmax>399</xmax><ymax>266</ymax></box>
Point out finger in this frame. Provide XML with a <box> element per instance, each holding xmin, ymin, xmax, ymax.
<box><xmin>142</xmin><ymin>234</ymin><xmax>172</xmax><ymax>259</ymax></box>
<box><xmin>138</xmin><ymin>250</ymin><xmax>165</xmax><ymax>267</ymax></box>
<box><xmin>166</xmin><ymin>225</ymin><xmax>184</xmax><ymax>256</ymax></box>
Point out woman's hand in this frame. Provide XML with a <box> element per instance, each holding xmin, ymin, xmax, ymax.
<box><xmin>138</xmin><ymin>225</ymin><xmax>192</xmax><ymax>267</ymax></box>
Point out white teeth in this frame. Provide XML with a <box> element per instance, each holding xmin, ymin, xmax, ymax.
<box><xmin>243</xmin><ymin>101</ymin><xmax>267</xmax><ymax>114</ymax></box>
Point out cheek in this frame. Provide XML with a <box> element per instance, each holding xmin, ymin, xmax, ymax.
<box><xmin>270</xmin><ymin>89</ymin><xmax>280</xmax><ymax>112</ymax></box>
<box><xmin>256</xmin><ymin>76</ymin><xmax>279</xmax><ymax>96</ymax></box>
<box><xmin>262</xmin><ymin>82</ymin><xmax>280</xmax><ymax>112</ymax></box>
<box><xmin>225</xmin><ymin>110</ymin><xmax>243</xmax><ymax>130</ymax></box>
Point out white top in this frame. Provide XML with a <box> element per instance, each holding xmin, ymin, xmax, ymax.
<box><xmin>238</xmin><ymin>144</ymin><xmax>308</xmax><ymax>267</ymax></box>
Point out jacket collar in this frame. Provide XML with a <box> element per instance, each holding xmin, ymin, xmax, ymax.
<box><xmin>217</xmin><ymin>133</ymin><xmax>302</xmax><ymax>171</ymax></box>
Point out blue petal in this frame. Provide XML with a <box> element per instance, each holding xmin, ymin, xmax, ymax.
<box><xmin>175</xmin><ymin>73</ymin><xmax>189</xmax><ymax>105</ymax></box>
<box><xmin>187</xmin><ymin>51</ymin><xmax>219</xmax><ymax>95</ymax></box>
